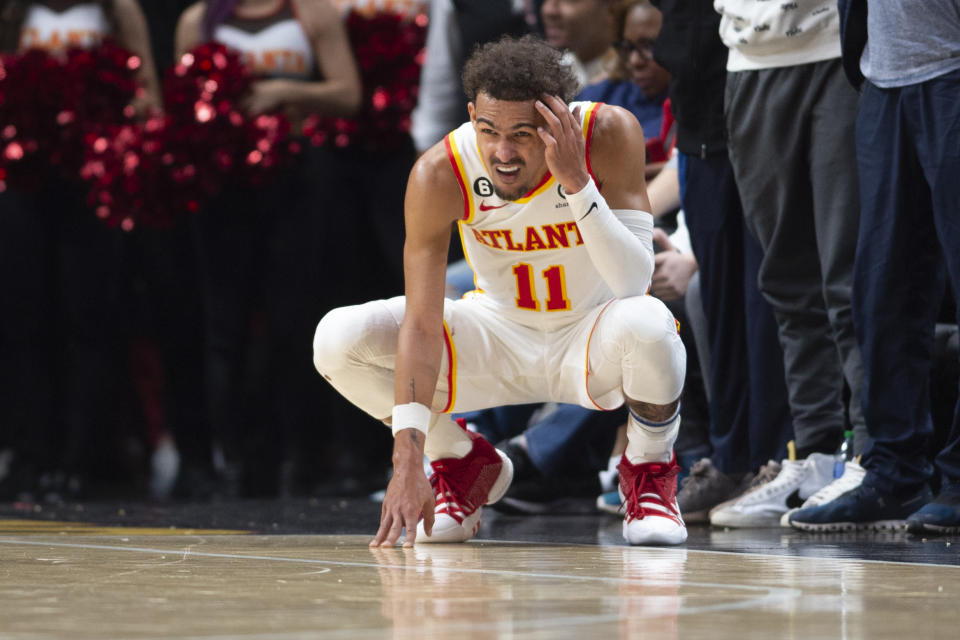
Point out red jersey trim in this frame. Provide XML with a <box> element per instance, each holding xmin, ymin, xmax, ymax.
<box><xmin>444</xmin><ymin>133</ymin><xmax>472</xmax><ymax>222</ymax></box>
<box><xmin>582</xmin><ymin>102</ymin><xmax>601</xmax><ymax>183</ymax></box>
<box><xmin>441</xmin><ymin>320</ymin><xmax>457</xmax><ymax>413</ymax></box>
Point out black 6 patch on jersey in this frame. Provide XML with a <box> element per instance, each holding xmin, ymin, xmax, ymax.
<box><xmin>473</xmin><ymin>177</ymin><xmax>494</xmax><ymax>197</ymax></box>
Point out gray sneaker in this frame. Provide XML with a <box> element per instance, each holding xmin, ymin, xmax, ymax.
<box><xmin>676</xmin><ymin>458</ymin><xmax>754</xmax><ymax>524</ymax></box>
<box><xmin>710</xmin><ymin>453</ymin><xmax>836</xmax><ymax>528</ymax></box>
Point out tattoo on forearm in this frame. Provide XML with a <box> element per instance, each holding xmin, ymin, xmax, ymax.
<box><xmin>409</xmin><ymin>430</ymin><xmax>421</xmax><ymax>446</ymax></box>
<box><xmin>408</xmin><ymin>379</ymin><xmax>416</xmax><ymax>403</ymax></box>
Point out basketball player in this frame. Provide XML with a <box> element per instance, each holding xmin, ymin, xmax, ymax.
<box><xmin>314</xmin><ymin>36</ymin><xmax>687</xmax><ymax>547</ymax></box>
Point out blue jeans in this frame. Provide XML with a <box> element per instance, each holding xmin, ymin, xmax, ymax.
<box><xmin>853</xmin><ymin>69</ymin><xmax>960</xmax><ymax>493</ymax></box>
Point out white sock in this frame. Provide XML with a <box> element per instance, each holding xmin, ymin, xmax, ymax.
<box><xmin>423</xmin><ymin>414</ymin><xmax>474</xmax><ymax>461</ymax></box>
<box><xmin>624</xmin><ymin>407</ymin><xmax>680</xmax><ymax>464</ymax></box>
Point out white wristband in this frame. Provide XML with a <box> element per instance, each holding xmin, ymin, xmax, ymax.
<box><xmin>391</xmin><ymin>402</ymin><xmax>431</xmax><ymax>437</ymax></box>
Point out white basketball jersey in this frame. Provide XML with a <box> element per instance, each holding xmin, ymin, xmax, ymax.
<box><xmin>445</xmin><ymin>101</ymin><xmax>612</xmax><ymax>331</ymax></box>
<box><xmin>19</xmin><ymin>3</ymin><xmax>109</xmax><ymax>52</ymax></box>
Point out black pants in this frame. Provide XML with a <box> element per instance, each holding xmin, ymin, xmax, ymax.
<box><xmin>724</xmin><ymin>59</ymin><xmax>865</xmax><ymax>457</ymax></box>
<box><xmin>195</xmin><ymin>147</ymin><xmax>330</xmax><ymax>481</ymax></box>
<box><xmin>0</xmin><ymin>180</ymin><xmax>123</xmax><ymax>475</ymax></box>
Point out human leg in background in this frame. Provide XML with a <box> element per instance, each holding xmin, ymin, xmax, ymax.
<box><xmin>726</xmin><ymin>63</ymin><xmax>852</xmax><ymax>461</ymax></box>
<box><xmin>195</xmin><ymin>183</ymin><xmax>260</xmax><ymax>497</ymax></box>
<box><xmin>678</xmin><ymin>151</ymin><xmax>794</xmax><ymax>523</ymax></box>
<box><xmin>133</xmin><ymin>222</ymin><xmax>212</xmax><ymax>500</ymax></box>
<box><xmin>807</xmin><ymin>59</ymin><xmax>868</xmax><ymax>454</ymax></box>
<box><xmin>259</xmin><ymin>149</ymin><xmax>329</xmax><ymax>497</ymax></box>
<box><xmin>0</xmin><ymin>188</ymin><xmax>57</xmax><ymax>500</ymax></box>
<box><xmin>791</xmin><ymin>77</ymin><xmax>945</xmax><ymax>531</ymax></box>
<box><xmin>55</xmin><ymin>186</ymin><xmax>125</xmax><ymax>498</ymax></box>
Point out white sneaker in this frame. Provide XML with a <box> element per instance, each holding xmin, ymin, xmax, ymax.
<box><xmin>619</xmin><ymin>456</ymin><xmax>687</xmax><ymax>545</ymax></box>
<box><xmin>779</xmin><ymin>459</ymin><xmax>866</xmax><ymax>527</ymax></box>
<box><xmin>710</xmin><ymin>453</ymin><xmax>835</xmax><ymax>528</ymax></box>
<box><xmin>415</xmin><ymin>431</ymin><xmax>514</xmax><ymax>543</ymax></box>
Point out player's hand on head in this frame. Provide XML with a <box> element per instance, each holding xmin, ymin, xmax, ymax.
<box><xmin>535</xmin><ymin>94</ymin><xmax>589</xmax><ymax>195</ymax></box>
<box><xmin>370</xmin><ymin>464</ymin><xmax>435</xmax><ymax>548</ymax></box>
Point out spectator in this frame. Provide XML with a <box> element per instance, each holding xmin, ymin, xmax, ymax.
<box><xmin>579</xmin><ymin>0</ymin><xmax>670</xmax><ymax>161</ymax></box>
<box><xmin>174</xmin><ymin>0</ymin><xmax>361</xmax><ymax>496</ymax></box>
<box><xmin>789</xmin><ymin>0</ymin><xmax>960</xmax><ymax>534</ymax></box>
<box><xmin>540</xmin><ymin>0</ymin><xmax>616</xmax><ymax>85</ymax></box>
<box><xmin>704</xmin><ymin>0</ymin><xmax>867</xmax><ymax>525</ymax></box>
<box><xmin>0</xmin><ymin>0</ymin><xmax>161</xmax><ymax>501</ymax></box>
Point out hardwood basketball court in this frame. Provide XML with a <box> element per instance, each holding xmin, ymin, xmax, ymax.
<box><xmin>0</xmin><ymin>498</ymin><xmax>957</xmax><ymax>638</ymax></box>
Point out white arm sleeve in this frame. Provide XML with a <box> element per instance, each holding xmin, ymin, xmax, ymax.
<box><xmin>566</xmin><ymin>178</ymin><xmax>654</xmax><ymax>298</ymax></box>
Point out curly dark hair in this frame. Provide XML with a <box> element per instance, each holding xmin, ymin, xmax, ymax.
<box><xmin>462</xmin><ymin>35</ymin><xmax>580</xmax><ymax>104</ymax></box>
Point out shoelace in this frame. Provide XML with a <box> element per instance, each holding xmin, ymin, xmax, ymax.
<box><xmin>624</xmin><ymin>468</ymin><xmax>679</xmax><ymax>522</ymax></box>
<box><xmin>751</xmin><ymin>461</ymin><xmax>781</xmax><ymax>489</ymax></box>
<box><xmin>749</xmin><ymin>462</ymin><xmax>806</xmax><ymax>501</ymax></box>
<box><xmin>804</xmin><ymin>463</ymin><xmax>866</xmax><ymax>506</ymax></box>
<box><xmin>431</xmin><ymin>471</ymin><xmax>477</xmax><ymax>524</ymax></box>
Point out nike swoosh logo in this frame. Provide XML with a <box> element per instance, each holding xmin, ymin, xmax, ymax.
<box><xmin>578</xmin><ymin>202</ymin><xmax>598</xmax><ymax>221</ymax></box>
<box><xmin>479</xmin><ymin>201</ymin><xmax>508</xmax><ymax>211</ymax></box>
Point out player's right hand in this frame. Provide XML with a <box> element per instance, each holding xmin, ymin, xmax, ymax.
<box><xmin>371</xmin><ymin>461</ymin><xmax>435</xmax><ymax>548</ymax></box>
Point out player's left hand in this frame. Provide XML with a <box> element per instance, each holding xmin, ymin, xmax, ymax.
<box><xmin>535</xmin><ymin>94</ymin><xmax>590</xmax><ymax>195</ymax></box>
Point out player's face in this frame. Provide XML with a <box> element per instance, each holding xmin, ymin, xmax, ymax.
<box><xmin>469</xmin><ymin>93</ymin><xmax>550</xmax><ymax>202</ymax></box>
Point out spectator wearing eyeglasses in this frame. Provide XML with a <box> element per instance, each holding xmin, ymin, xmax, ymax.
<box><xmin>578</xmin><ymin>0</ymin><xmax>670</xmax><ymax>146</ymax></box>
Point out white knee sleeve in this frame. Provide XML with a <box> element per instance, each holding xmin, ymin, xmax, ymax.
<box><xmin>597</xmin><ymin>296</ymin><xmax>685</xmax><ymax>405</ymax></box>
<box><xmin>625</xmin><ymin>407</ymin><xmax>680</xmax><ymax>464</ymax></box>
<box><xmin>312</xmin><ymin>299</ymin><xmax>403</xmax><ymax>421</ymax></box>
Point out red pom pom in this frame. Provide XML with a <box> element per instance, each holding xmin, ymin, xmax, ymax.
<box><xmin>310</xmin><ymin>10</ymin><xmax>427</xmax><ymax>151</ymax></box>
<box><xmin>0</xmin><ymin>40</ymin><xmax>139</xmax><ymax>196</ymax></box>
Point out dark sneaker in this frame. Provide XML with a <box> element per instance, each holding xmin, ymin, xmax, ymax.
<box><xmin>677</xmin><ymin>458</ymin><xmax>753</xmax><ymax>524</ymax></box>
<box><xmin>491</xmin><ymin>439</ymin><xmax>600</xmax><ymax>514</ymax></box>
<box><xmin>906</xmin><ymin>487</ymin><xmax>960</xmax><ymax>535</ymax></box>
<box><xmin>495</xmin><ymin>474</ymin><xmax>601</xmax><ymax>514</ymax></box>
<box><xmin>788</xmin><ymin>483</ymin><xmax>932</xmax><ymax>532</ymax></box>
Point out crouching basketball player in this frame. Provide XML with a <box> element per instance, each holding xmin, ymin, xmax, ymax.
<box><xmin>313</xmin><ymin>36</ymin><xmax>686</xmax><ymax>546</ymax></box>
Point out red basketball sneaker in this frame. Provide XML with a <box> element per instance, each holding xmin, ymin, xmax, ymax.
<box><xmin>618</xmin><ymin>455</ymin><xmax>687</xmax><ymax>545</ymax></box>
<box><xmin>416</xmin><ymin>431</ymin><xmax>514</xmax><ymax>543</ymax></box>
